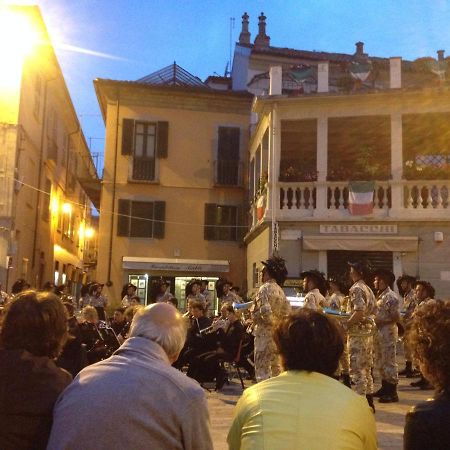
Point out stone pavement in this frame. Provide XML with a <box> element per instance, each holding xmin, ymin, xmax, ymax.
<box><xmin>206</xmin><ymin>373</ymin><xmax>431</xmax><ymax>449</ymax></box>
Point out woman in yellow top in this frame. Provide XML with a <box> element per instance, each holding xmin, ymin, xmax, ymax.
<box><xmin>228</xmin><ymin>309</ymin><xmax>377</xmax><ymax>450</ymax></box>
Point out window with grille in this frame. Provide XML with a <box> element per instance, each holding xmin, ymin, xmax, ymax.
<box><xmin>117</xmin><ymin>199</ymin><xmax>165</xmax><ymax>238</ymax></box>
<box><xmin>216</xmin><ymin>127</ymin><xmax>241</xmax><ymax>186</ymax></box>
<box><xmin>121</xmin><ymin>119</ymin><xmax>169</xmax><ymax>182</ymax></box>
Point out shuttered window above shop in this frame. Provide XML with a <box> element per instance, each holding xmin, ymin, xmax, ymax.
<box><xmin>117</xmin><ymin>199</ymin><xmax>165</xmax><ymax>238</ymax></box>
<box><xmin>204</xmin><ymin>203</ymin><xmax>245</xmax><ymax>241</ymax></box>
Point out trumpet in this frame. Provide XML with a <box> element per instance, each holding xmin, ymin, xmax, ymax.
<box><xmin>232</xmin><ymin>300</ymin><xmax>254</xmax><ymax>311</ymax></box>
<box><xmin>199</xmin><ymin>317</ymin><xmax>229</xmax><ymax>335</ymax></box>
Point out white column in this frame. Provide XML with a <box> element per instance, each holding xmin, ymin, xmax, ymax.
<box><xmin>390</xmin><ymin>113</ymin><xmax>403</xmax><ymax>213</ymax></box>
<box><xmin>317</xmin><ymin>62</ymin><xmax>329</xmax><ymax>93</ymax></box>
<box><xmin>269</xmin><ymin>66</ymin><xmax>282</xmax><ymax>95</ymax></box>
<box><xmin>268</xmin><ymin>105</ymin><xmax>281</xmax><ymax>224</ymax></box>
<box><xmin>315</xmin><ymin>116</ymin><xmax>328</xmax><ymax>216</ymax></box>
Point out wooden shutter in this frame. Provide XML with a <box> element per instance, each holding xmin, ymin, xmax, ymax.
<box><xmin>156</xmin><ymin>121</ymin><xmax>169</xmax><ymax>158</ymax></box>
<box><xmin>218</xmin><ymin>127</ymin><xmax>240</xmax><ymax>160</ymax></box>
<box><xmin>153</xmin><ymin>201</ymin><xmax>166</xmax><ymax>238</ymax></box>
<box><xmin>117</xmin><ymin>199</ymin><xmax>131</xmax><ymax>236</ymax></box>
<box><xmin>121</xmin><ymin>119</ymin><xmax>135</xmax><ymax>155</ymax></box>
<box><xmin>204</xmin><ymin>203</ymin><xmax>217</xmax><ymax>240</ymax></box>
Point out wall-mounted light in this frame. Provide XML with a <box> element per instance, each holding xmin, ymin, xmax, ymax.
<box><xmin>62</xmin><ymin>202</ymin><xmax>72</xmax><ymax>214</ymax></box>
<box><xmin>85</xmin><ymin>227</ymin><xmax>94</xmax><ymax>239</ymax></box>
<box><xmin>434</xmin><ymin>231</ymin><xmax>444</xmax><ymax>243</ymax></box>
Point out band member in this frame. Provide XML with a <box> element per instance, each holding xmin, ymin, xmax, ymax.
<box><xmin>121</xmin><ymin>283</ymin><xmax>137</xmax><ymax>308</ymax></box>
<box><xmin>346</xmin><ymin>261</ymin><xmax>376</xmax><ymax>411</ymax></box>
<box><xmin>186</xmin><ymin>280</ymin><xmax>206</xmax><ymax>308</ymax></box>
<box><xmin>327</xmin><ymin>277</ymin><xmax>346</xmax><ymax>311</ymax></box>
<box><xmin>300</xmin><ymin>270</ymin><xmax>328</xmax><ymax>310</ymax></box>
<box><xmin>373</xmin><ymin>269</ymin><xmax>400</xmax><ymax>403</ymax></box>
<box><xmin>251</xmin><ymin>256</ymin><xmax>291</xmax><ymax>382</ymax></box>
<box><xmin>397</xmin><ymin>275</ymin><xmax>418</xmax><ymax>377</ymax></box>
<box><xmin>217</xmin><ymin>279</ymin><xmax>241</xmax><ymax>308</ymax></box>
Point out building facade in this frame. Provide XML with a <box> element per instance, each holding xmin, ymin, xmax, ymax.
<box><xmin>0</xmin><ymin>6</ymin><xmax>99</xmax><ymax>293</ymax></box>
<box><xmin>236</xmin><ymin>12</ymin><xmax>450</xmax><ymax>298</ymax></box>
<box><xmin>94</xmin><ymin>65</ymin><xmax>252</xmax><ymax>310</ymax></box>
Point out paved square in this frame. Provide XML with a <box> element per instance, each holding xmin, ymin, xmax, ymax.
<box><xmin>206</xmin><ymin>375</ymin><xmax>431</xmax><ymax>449</ymax></box>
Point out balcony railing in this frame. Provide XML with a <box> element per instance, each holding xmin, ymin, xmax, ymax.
<box><xmin>214</xmin><ymin>160</ymin><xmax>243</xmax><ymax>186</ymax></box>
<box><xmin>270</xmin><ymin>179</ymin><xmax>450</xmax><ymax>220</ymax></box>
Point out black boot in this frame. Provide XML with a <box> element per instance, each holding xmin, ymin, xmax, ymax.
<box><xmin>373</xmin><ymin>380</ymin><xmax>387</xmax><ymax>398</ymax></box>
<box><xmin>342</xmin><ymin>374</ymin><xmax>351</xmax><ymax>389</ymax></box>
<box><xmin>366</xmin><ymin>394</ymin><xmax>375</xmax><ymax>413</ymax></box>
<box><xmin>379</xmin><ymin>382</ymin><xmax>399</xmax><ymax>403</ymax></box>
<box><xmin>411</xmin><ymin>375</ymin><xmax>426</xmax><ymax>388</ymax></box>
<box><xmin>400</xmin><ymin>361</ymin><xmax>418</xmax><ymax>378</ymax></box>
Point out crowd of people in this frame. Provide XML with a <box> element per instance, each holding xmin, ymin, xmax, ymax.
<box><xmin>0</xmin><ymin>260</ymin><xmax>449</xmax><ymax>449</ymax></box>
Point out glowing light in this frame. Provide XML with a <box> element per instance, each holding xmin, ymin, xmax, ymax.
<box><xmin>85</xmin><ymin>227</ymin><xmax>95</xmax><ymax>239</ymax></box>
<box><xmin>51</xmin><ymin>197</ymin><xmax>59</xmax><ymax>215</ymax></box>
<box><xmin>78</xmin><ymin>224</ymin><xmax>85</xmax><ymax>239</ymax></box>
<box><xmin>0</xmin><ymin>7</ymin><xmax>42</xmax><ymax>87</ymax></box>
<box><xmin>62</xmin><ymin>203</ymin><xmax>72</xmax><ymax>214</ymax></box>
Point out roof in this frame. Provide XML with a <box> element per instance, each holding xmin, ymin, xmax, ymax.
<box><xmin>136</xmin><ymin>62</ymin><xmax>208</xmax><ymax>87</ymax></box>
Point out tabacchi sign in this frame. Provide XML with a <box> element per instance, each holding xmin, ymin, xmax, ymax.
<box><xmin>320</xmin><ymin>224</ymin><xmax>398</xmax><ymax>234</ymax></box>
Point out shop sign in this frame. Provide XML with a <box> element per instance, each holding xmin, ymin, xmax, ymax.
<box><xmin>319</xmin><ymin>224</ymin><xmax>397</xmax><ymax>235</ymax></box>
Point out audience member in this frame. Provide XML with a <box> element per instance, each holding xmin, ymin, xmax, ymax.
<box><xmin>404</xmin><ymin>300</ymin><xmax>450</xmax><ymax>450</ymax></box>
<box><xmin>121</xmin><ymin>282</ymin><xmax>137</xmax><ymax>307</ymax></box>
<box><xmin>227</xmin><ymin>309</ymin><xmax>377</xmax><ymax>450</ymax></box>
<box><xmin>47</xmin><ymin>303</ymin><xmax>213</xmax><ymax>450</ymax></box>
<box><xmin>0</xmin><ymin>291</ymin><xmax>72</xmax><ymax>450</ymax></box>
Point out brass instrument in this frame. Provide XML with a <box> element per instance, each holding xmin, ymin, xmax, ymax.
<box><xmin>232</xmin><ymin>300</ymin><xmax>254</xmax><ymax>311</ymax></box>
<box><xmin>323</xmin><ymin>308</ymin><xmax>376</xmax><ymax>337</ymax></box>
<box><xmin>198</xmin><ymin>317</ymin><xmax>229</xmax><ymax>335</ymax></box>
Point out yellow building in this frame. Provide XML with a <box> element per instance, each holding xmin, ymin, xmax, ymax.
<box><xmin>0</xmin><ymin>5</ymin><xmax>99</xmax><ymax>293</ymax></box>
<box><xmin>94</xmin><ymin>64</ymin><xmax>252</xmax><ymax>310</ymax></box>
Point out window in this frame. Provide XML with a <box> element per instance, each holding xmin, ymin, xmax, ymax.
<box><xmin>33</xmin><ymin>74</ymin><xmax>42</xmax><ymax>120</ymax></box>
<box><xmin>216</xmin><ymin>126</ymin><xmax>241</xmax><ymax>185</ymax></box>
<box><xmin>204</xmin><ymin>203</ymin><xmax>244</xmax><ymax>241</ymax></box>
<box><xmin>117</xmin><ymin>199</ymin><xmax>165</xmax><ymax>238</ymax></box>
<box><xmin>42</xmin><ymin>179</ymin><xmax>51</xmax><ymax>221</ymax></box>
<box><xmin>121</xmin><ymin>119</ymin><xmax>169</xmax><ymax>181</ymax></box>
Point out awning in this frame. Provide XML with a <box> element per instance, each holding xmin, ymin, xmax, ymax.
<box><xmin>303</xmin><ymin>236</ymin><xmax>418</xmax><ymax>252</ymax></box>
<box><xmin>122</xmin><ymin>257</ymin><xmax>230</xmax><ymax>273</ymax></box>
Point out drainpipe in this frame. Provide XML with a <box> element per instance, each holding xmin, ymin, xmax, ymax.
<box><xmin>31</xmin><ymin>77</ymin><xmax>55</xmax><ymax>272</ymax></box>
<box><xmin>106</xmin><ymin>97</ymin><xmax>120</xmax><ymax>286</ymax></box>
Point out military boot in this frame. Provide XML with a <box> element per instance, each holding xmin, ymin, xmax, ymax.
<box><xmin>379</xmin><ymin>382</ymin><xmax>399</xmax><ymax>403</ymax></box>
<box><xmin>366</xmin><ymin>394</ymin><xmax>375</xmax><ymax>413</ymax></box>
<box><xmin>399</xmin><ymin>361</ymin><xmax>417</xmax><ymax>378</ymax></box>
<box><xmin>342</xmin><ymin>374</ymin><xmax>351</xmax><ymax>388</ymax></box>
<box><xmin>373</xmin><ymin>380</ymin><xmax>387</xmax><ymax>398</ymax></box>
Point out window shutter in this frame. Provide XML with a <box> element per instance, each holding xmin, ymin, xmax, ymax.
<box><xmin>153</xmin><ymin>201</ymin><xmax>166</xmax><ymax>238</ymax></box>
<box><xmin>237</xmin><ymin>205</ymin><xmax>247</xmax><ymax>241</ymax></box>
<box><xmin>218</xmin><ymin>127</ymin><xmax>240</xmax><ymax>160</ymax></box>
<box><xmin>156</xmin><ymin>121</ymin><xmax>169</xmax><ymax>158</ymax></box>
<box><xmin>117</xmin><ymin>199</ymin><xmax>131</xmax><ymax>236</ymax></box>
<box><xmin>204</xmin><ymin>203</ymin><xmax>216</xmax><ymax>240</ymax></box>
<box><xmin>121</xmin><ymin>119</ymin><xmax>135</xmax><ymax>155</ymax></box>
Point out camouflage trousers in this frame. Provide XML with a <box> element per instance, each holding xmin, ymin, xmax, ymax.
<box><xmin>403</xmin><ymin>321</ymin><xmax>414</xmax><ymax>362</ymax></box>
<box><xmin>348</xmin><ymin>334</ymin><xmax>374</xmax><ymax>395</ymax></box>
<box><xmin>339</xmin><ymin>331</ymin><xmax>350</xmax><ymax>375</ymax></box>
<box><xmin>254</xmin><ymin>329</ymin><xmax>280</xmax><ymax>382</ymax></box>
<box><xmin>375</xmin><ymin>324</ymin><xmax>398</xmax><ymax>384</ymax></box>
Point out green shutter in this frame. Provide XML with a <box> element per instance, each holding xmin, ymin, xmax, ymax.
<box><xmin>153</xmin><ymin>201</ymin><xmax>166</xmax><ymax>238</ymax></box>
<box><xmin>117</xmin><ymin>199</ymin><xmax>131</xmax><ymax>236</ymax></box>
<box><xmin>156</xmin><ymin>121</ymin><xmax>169</xmax><ymax>158</ymax></box>
<box><xmin>121</xmin><ymin>119</ymin><xmax>135</xmax><ymax>155</ymax></box>
<box><xmin>204</xmin><ymin>203</ymin><xmax>216</xmax><ymax>240</ymax></box>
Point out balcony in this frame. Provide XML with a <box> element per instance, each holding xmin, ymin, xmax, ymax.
<box><xmin>249</xmin><ymin>179</ymin><xmax>450</xmax><ymax>225</ymax></box>
<box><xmin>214</xmin><ymin>160</ymin><xmax>243</xmax><ymax>187</ymax></box>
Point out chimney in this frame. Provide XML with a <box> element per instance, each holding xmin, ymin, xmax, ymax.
<box><xmin>355</xmin><ymin>41</ymin><xmax>365</xmax><ymax>56</ymax></box>
<box><xmin>238</xmin><ymin>12</ymin><xmax>251</xmax><ymax>45</ymax></box>
<box><xmin>390</xmin><ymin>57</ymin><xmax>402</xmax><ymax>89</ymax></box>
<box><xmin>269</xmin><ymin>66</ymin><xmax>282</xmax><ymax>95</ymax></box>
<box><xmin>437</xmin><ymin>49</ymin><xmax>445</xmax><ymax>62</ymax></box>
<box><xmin>254</xmin><ymin>12</ymin><xmax>270</xmax><ymax>49</ymax></box>
<box><xmin>317</xmin><ymin>62</ymin><xmax>329</xmax><ymax>93</ymax></box>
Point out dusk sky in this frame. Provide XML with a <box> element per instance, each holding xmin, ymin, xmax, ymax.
<box><xmin>24</xmin><ymin>0</ymin><xmax>450</xmax><ymax>164</ymax></box>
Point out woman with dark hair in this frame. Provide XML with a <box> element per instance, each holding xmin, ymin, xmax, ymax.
<box><xmin>404</xmin><ymin>300</ymin><xmax>450</xmax><ymax>450</ymax></box>
<box><xmin>0</xmin><ymin>291</ymin><xmax>72</xmax><ymax>450</ymax></box>
<box><xmin>251</xmin><ymin>256</ymin><xmax>291</xmax><ymax>382</ymax></box>
<box><xmin>228</xmin><ymin>309</ymin><xmax>376</xmax><ymax>450</ymax></box>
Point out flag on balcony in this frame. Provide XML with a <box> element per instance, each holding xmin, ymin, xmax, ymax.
<box><xmin>348</xmin><ymin>181</ymin><xmax>375</xmax><ymax>215</ymax></box>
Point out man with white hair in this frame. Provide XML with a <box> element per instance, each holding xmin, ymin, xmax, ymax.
<box><xmin>47</xmin><ymin>303</ymin><xmax>213</xmax><ymax>450</ymax></box>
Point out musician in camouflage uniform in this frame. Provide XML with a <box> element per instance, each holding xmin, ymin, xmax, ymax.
<box><xmin>300</xmin><ymin>270</ymin><xmax>328</xmax><ymax>310</ymax></box>
<box><xmin>373</xmin><ymin>269</ymin><xmax>401</xmax><ymax>403</ymax></box>
<box><xmin>251</xmin><ymin>256</ymin><xmax>291</xmax><ymax>382</ymax></box>
<box><xmin>397</xmin><ymin>275</ymin><xmax>418</xmax><ymax>377</ymax></box>
<box><xmin>346</xmin><ymin>261</ymin><xmax>376</xmax><ymax>411</ymax></box>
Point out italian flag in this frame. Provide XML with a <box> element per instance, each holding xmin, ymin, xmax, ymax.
<box><xmin>348</xmin><ymin>181</ymin><xmax>375</xmax><ymax>215</ymax></box>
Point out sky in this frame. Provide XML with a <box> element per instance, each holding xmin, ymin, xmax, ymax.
<box><xmin>8</xmin><ymin>0</ymin><xmax>450</xmax><ymax>167</ymax></box>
